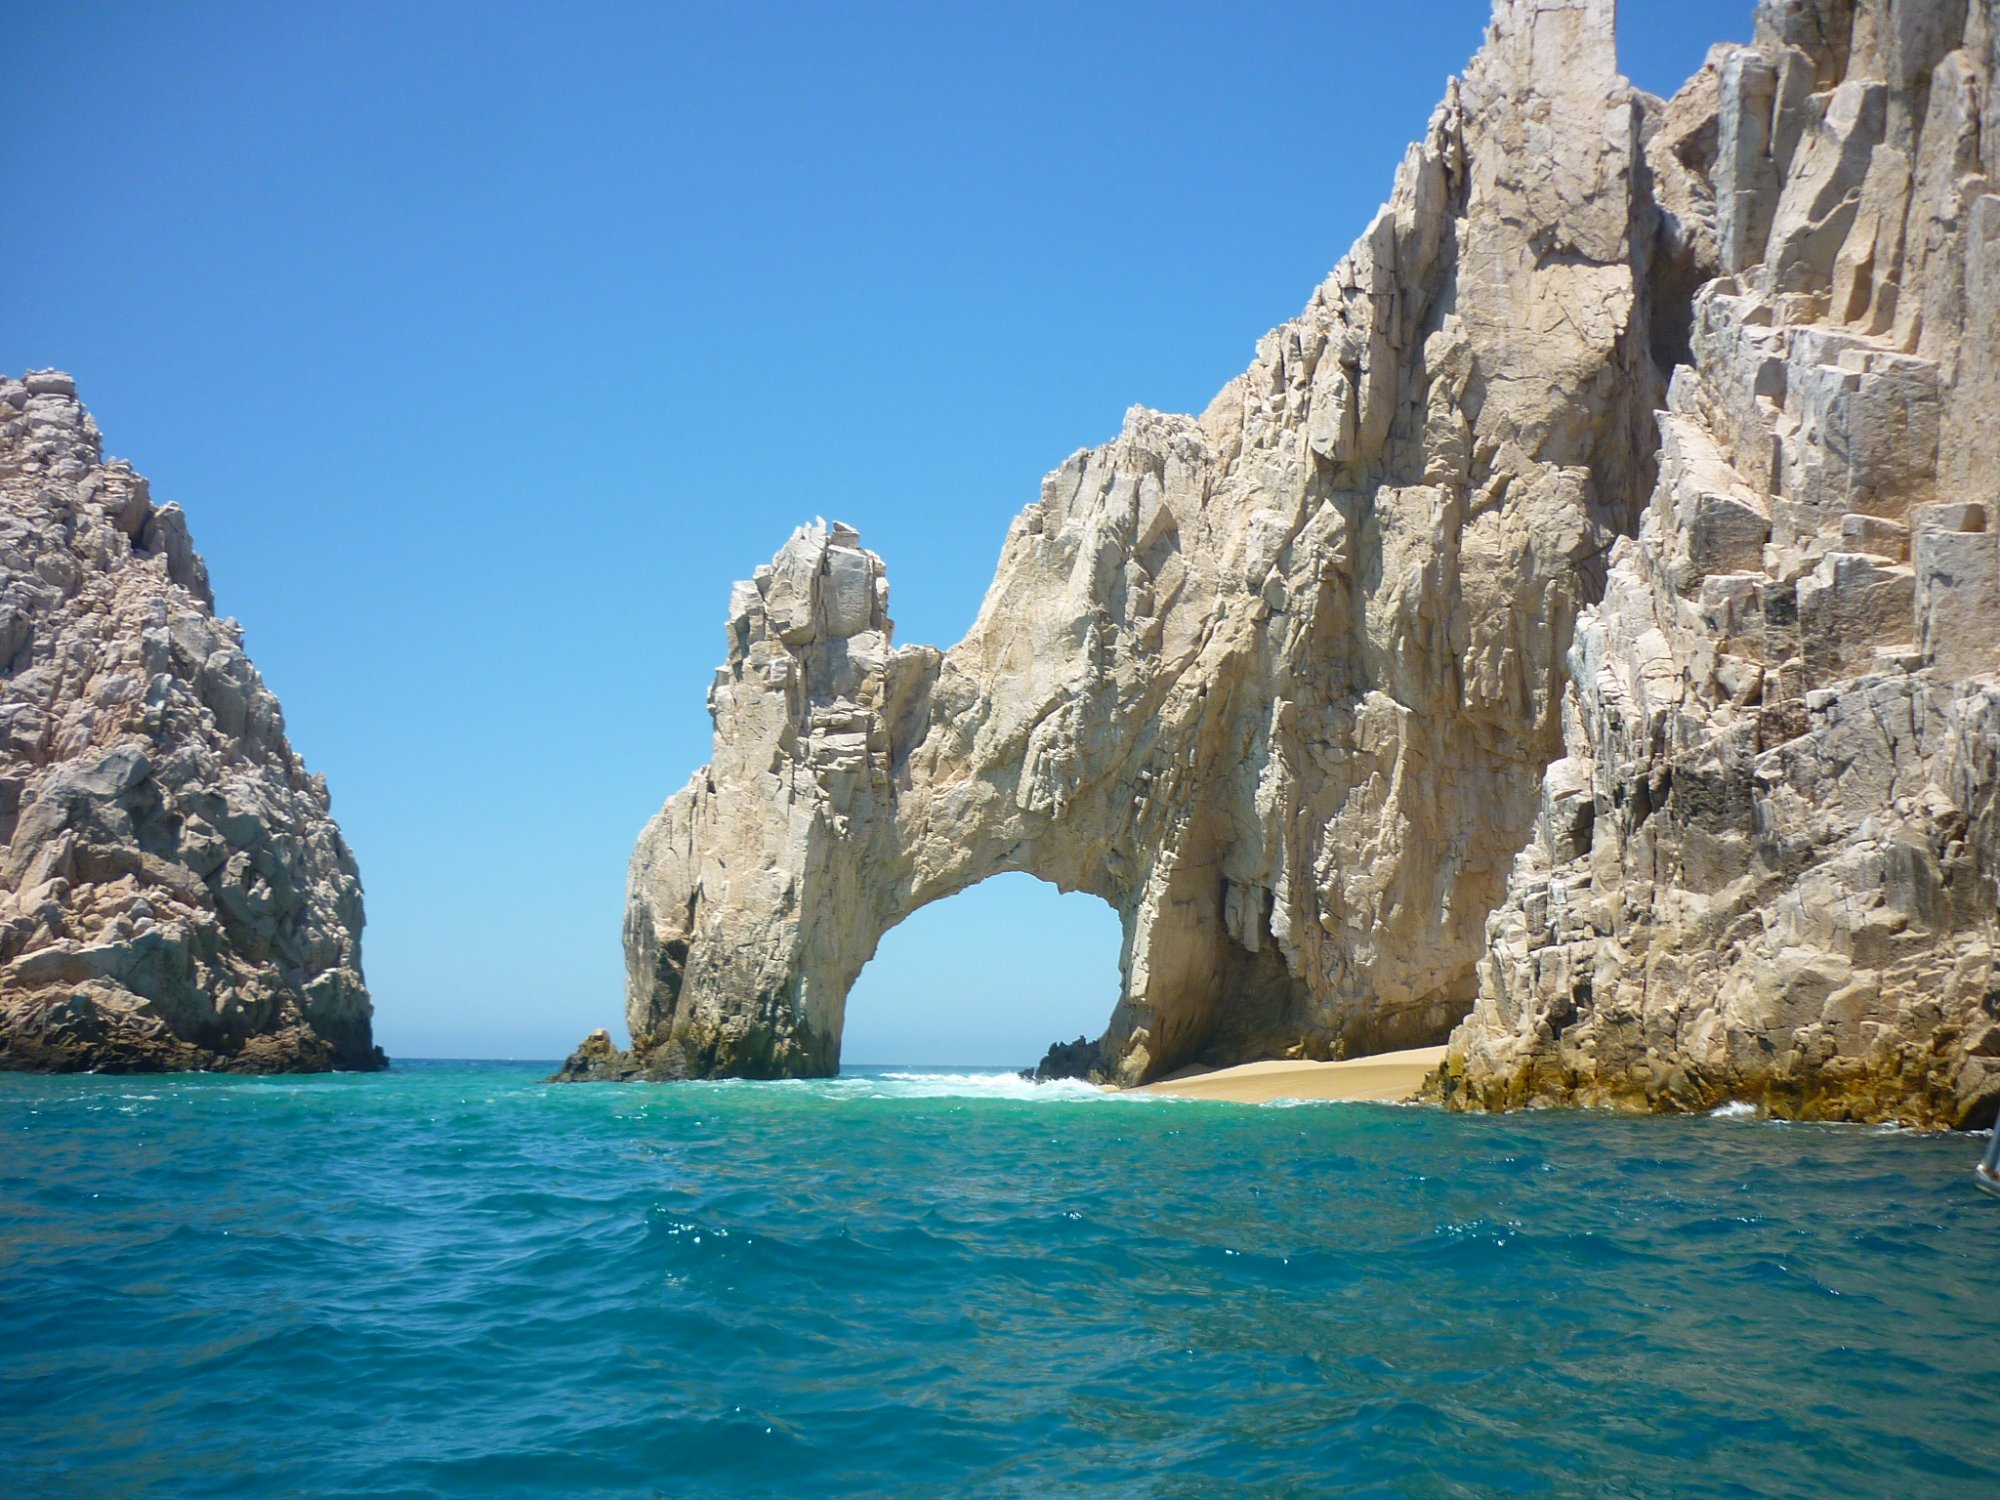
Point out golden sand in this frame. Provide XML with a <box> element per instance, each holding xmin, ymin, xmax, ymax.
<box><xmin>1132</xmin><ymin>1045</ymin><xmax>1446</xmax><ymax>1104</ymax></box>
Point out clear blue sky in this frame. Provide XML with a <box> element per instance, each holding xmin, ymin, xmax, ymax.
<box><xmin>1</xmin><ymin>0</ymin><xmax>1749</xmax><ymax>1063</ymax></box>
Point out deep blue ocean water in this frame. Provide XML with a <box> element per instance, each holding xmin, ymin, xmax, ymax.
<box><xmin>3</xmin><ymin>1060</ymin><xmax>1998</xmax><ymax>1499</ymax></box>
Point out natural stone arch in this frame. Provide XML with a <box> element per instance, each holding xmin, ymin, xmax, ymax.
<box><xmin>620</xmin><ymin>497</ymin><xmax>1324</xmax><ymax>1084</ymax></box>
<box><xmin>839</xmin><ymin>869</ymin><xmax>1126</xmax><ymax>1067</ymax></box>
<box><xmin>586</xmin><ymin>0</ymin><xmax>1684</xmax><ymax>1084</ymax></box>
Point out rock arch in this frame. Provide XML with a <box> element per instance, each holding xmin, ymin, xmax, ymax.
<box><xmin>580</xmin><ymin>0</ymin><xmax>1684</xmax><ymax>1083</ymax></box>
<box><xmin>840</xmin><ymin>869</ymin><xmax>1125</xmax><ymax>1068</ymax></box>
<box><xmin>620</xmin><ymin>503</ymin><xmax>1333</xmax><ymax>1084</ymax></box>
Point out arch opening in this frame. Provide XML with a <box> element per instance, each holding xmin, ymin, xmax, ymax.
<box><xmin>838</xmin><ymin>872</ymin><xmax>1125</xmax><ymax>1070</ymax></box>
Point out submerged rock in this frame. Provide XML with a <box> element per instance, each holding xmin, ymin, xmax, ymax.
<box><xmin>0</xmin><ymin>372</ymin><xmax>378</xmax><ymax>1073</ymax></box>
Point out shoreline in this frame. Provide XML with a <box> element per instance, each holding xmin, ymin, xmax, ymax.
<box><xmin>1131</xmin><ymin>1045</ymin><xmax>1445</xmax><ymax>1104</ymax></box>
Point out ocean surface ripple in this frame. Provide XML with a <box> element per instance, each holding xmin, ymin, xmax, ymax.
<box><xmin>4</xmin><ymin>1061</ymin><xmax>1997</xmax><ymax>1498</ymax></box>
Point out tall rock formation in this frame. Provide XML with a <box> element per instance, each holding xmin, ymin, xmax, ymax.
<box><xmin>1443</xmin><ymin>0</ymin><xmax>2000</xmax><ymax>1127</ymax></box>
<box><xmin>0</xmin><ymin>372</ymin><xmax>377</xmax><ymax>1073</ymax></box>
<box><xmin>581</xmin><ymin>0</ymin><xmax>2000</xmax><ymax>1125</ymax></box>
<box><xmin>582</xmin><ymin>0</ymin><xmax>1679</xmax><ymax>1084</ymax></box>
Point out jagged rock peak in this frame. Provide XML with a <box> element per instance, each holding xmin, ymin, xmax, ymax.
<box><xmin>0</xmin><ymin>370</ymin><xmax>378</xmax><ymax>1073</ymax></box>
<box><xmin>1441</xmin><ymin>0</ymin><xmax>2000</xmax><ymax>1127</ymax></box>
<box><xmin>571</xmin><ymin>0</ymin><xmax>1679</xmax><ymax>1085</ymax></box>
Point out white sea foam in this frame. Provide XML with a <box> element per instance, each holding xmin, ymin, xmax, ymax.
<box><xmin>748</xmin><ymin>1068</ymin><xmax>1150</xmax><ymax>1103</ymax></box>
<box><xmin>862</xmin><ymin>1070</ymin><xmax>1119</xmax><ymax>1101</ymax></box>
<box><xmin>1708</xmin><ymin>1101</ymin><xmax>1759</xmax><ymax>1119</ymax></box>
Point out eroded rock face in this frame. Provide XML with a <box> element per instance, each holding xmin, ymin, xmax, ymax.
<box><xmin>586</xmin><ymin>0</ymin><xmax>1679</xmax><ymax>1084</ymax></box>
<box><xmin>0</xmin><ymin>372</ymin><xmax>377</xmax><ymax>1073</ymax></box>
<box><xmin>1442</xmin><ymin>0</ymin><xmax>2000</xmax><ymax>1127</ymax></box>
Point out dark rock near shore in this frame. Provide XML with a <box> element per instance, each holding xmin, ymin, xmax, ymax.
<box><xmin>1025</xmin><ymin>1035</ymin><xmax>1103</xmax><ymax>1083</ymax></box>
<box><xmin>547</xmin><ymin>1028</ymin><xmax>688</xmax><ymax>1083</ymax></box>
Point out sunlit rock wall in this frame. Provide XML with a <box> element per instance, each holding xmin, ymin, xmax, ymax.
<box><xmin>592</xmin><ymin>0</ymin><xmax>1676</xmax><ymax>1084</ymax></box>
<box><xmin>0</xmin><ymin>372</ymin><xmax>376</xmax><ymax>1073</ymax></box>
<box><xmin>1443</xmin><ymin>0</ymin><xmax>2000</xmax><ymax>1127</ymax></box>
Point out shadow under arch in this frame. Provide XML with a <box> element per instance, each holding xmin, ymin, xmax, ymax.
<box><xmin>839</xmin><ymin>871</ymin><xmax>1125</xmax><ymax>1069</ymax></box>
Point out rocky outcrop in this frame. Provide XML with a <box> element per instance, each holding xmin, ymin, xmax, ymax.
<box><xmin>585</xmin><ymin>0</ymin><xmax>1681</xmax><ymax>1084</ymax></box>
<box><xmin>549</xmin><ymin>1028</ymin><xmax>667</xmax><ymax>1082</ymax></box>
<box><xmin>1442</xmin><ymin>1</ymin><xmax>2000</xmax><ymax>1127</ymax></box>
<box><xmin>580</xmin><ymin>0</ymin><xmax>2000</xmax><ymax>1123</ymax></box>
<box><xmin>1025</xmin><ymin>1036</ymin><xmax>1104</xmax><ymax>1084</ymax></box>
<box><xmin>0</xmin><ymin>372</ymin><xmax>378</xmax><ymax>1073</ymax></box>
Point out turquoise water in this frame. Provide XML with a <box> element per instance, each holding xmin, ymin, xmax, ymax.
<box><xmin>3</xmin><ymin>1062</ymin><xmax>1997</xmax><ymax>1499</ymax></box>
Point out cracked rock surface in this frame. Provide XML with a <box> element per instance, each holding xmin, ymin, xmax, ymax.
<box><xmin>1442</xmin><ymin>0</ymin><xmax>2000</xmax><ymax>1126</ymax></box>
<box><xmin>583</xmin><ymin>0</ymin><xmax>2000</xmax><ymax>1126</ymax></box>
<box><xmin>584</xmin><ymin>0</ymin><xmax>1673</xmax><ymax>1085</ymax></box>
<box><xmin>0</xmin><ymin>372</ymin><xmax>377</xmax><ymax>1074</ymax></box>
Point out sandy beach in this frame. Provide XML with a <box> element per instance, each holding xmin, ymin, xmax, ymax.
<box><xmin>1133</xmin><ymin>1045</ymin><xmax>1446</xmax><ymax>1104</ymax></box>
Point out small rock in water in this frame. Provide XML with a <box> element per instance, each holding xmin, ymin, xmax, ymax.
<box><xmin>1025</xmin><ymin>1035</ymin><xmax>1102</xmax><ymax>1084</ymax></box>
<box><xmin>547</xmin><ymin>1027</ymin><xmax>690</xmax><ymax>1083</ymax></box>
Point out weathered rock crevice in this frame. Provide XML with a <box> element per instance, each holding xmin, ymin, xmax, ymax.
<box><xmin>1442</xmin><ymin>0</ymin><xmax>2000</xmax><ymax>1127</ymax></box>
<box><xmin>579</xmin><ymin>0</ymin><xmax>1678</xmax><ymax>1086</ymax></box>
<box><xmin>578</xmin><ymin>0</ymin><xmax>2000</xmax><ymax>1127</ymax></box>
<box><xmin>0</xmin><ymin>372</ymin><xmax>377</xmax><ymax>1074</ymax></box>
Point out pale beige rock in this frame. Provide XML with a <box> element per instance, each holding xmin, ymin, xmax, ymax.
<box><xmin>1443</xmin><ymin>0</ymin><xmax>2000</xmax><ymax>1128</ymax></box>
<box><xmin>586</xmin><ymin>0</ymin><xmax>2000</xmax><ymax>1126</ymax></box>
<box><xmin>0</xmin><ymin>373</ymin><xmax>376</xmax><ymax>1073</ymax></box>
<box><xmin>583</xmin><ymin>0</ymin><xmax>1673</xmax><ymax>1084</ymax></box>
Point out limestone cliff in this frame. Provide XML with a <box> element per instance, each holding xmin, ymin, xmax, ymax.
<box><xmin>0</xmin><ymin>372</ymin><xmax>377</xmax><ymax>1073</ymax></box>
<box><xmin>582</xmin><ymin>0</ymin><xmax>2000</xmax><ymax>1125</ymax></box>
<box><xmin>1443</xmin><ymin>0</ymin><xmax>2000</xmax><ymax>1127</ymax></box>
<box><xmin>582</xmin><ymin>0</ymin><xmax>1677</xmax><ymax>1084</ymax></box>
